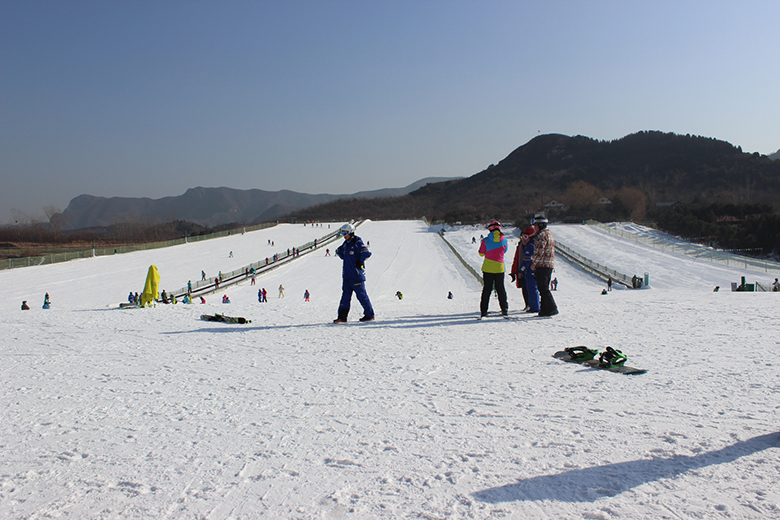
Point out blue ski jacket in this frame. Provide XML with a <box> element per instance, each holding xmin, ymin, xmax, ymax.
<box><xmin>336</xmin><ymin>235</ymin><xmax>372</xmax><ymax>282</ymax></box>
<box><xmin>521</xmin><ymin>237</ymin><xmax>535</xmax><ymax>273</ymax></box>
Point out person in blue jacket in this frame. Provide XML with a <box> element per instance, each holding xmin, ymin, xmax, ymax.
<box><xmin>334</xmin><ymin>223</ymin><xmax>374</xmax><ymax>323</ymax></box>
<box><xmin>518</xmin><ymin>226</ymin><xmax>540</xmax><ymax>312</ymax></box>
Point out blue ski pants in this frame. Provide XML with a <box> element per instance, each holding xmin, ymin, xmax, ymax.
<box><xmin>339</xmin><ymin>279</ymin><xmax>374</xmax><ymax>318</ymax></box>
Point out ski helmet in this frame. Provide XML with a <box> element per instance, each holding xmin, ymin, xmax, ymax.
<box><xmin>533</xmin><ymin>214</ymin><xmax>548</xmax><ymax>230</ymax></box>
<box><xmin>487</xmin><ymin>220</ymin><xmax>502</xmax><ymax>231</ymax></box>
<box><xmin>339</xmin><ymin>223</ymin><xmax>355</xmax><ymax>236</ymax></box>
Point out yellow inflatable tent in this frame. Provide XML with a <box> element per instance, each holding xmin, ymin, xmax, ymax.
<box><xmin>140</xmin><ymin>265</ymin><xmax>160</xmax><ymax>307</ymax></box>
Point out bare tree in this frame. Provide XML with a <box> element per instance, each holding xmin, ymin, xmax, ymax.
<box><xmin>44</xmin><ymin>206</ymin><xmax>65</xmax><ymax>236</ymax></box>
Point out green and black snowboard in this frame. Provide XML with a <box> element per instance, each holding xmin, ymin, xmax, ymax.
<box><xmin>201</xmin><ymin>313</ymin><xmax>251</xmax><ymax>324</ymax></box>
<box><xmin>553</xmin><ymin>346</ymin><xmax>647</xmax><ymax>375</ymax></box>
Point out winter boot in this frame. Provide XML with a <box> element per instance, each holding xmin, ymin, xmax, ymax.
<box><xmin>333</xmin><ymin>309</ymin><xmax>349</xmax><ymax>324</ymax></box>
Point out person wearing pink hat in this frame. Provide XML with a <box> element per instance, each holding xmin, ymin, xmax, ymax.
<box><xmin>478</xmin><ymin>220</ymin><xmax>509</xmax><ymax>318</ymax></box>
<box><xmin>510</xmin><ymin>226</ymin><xmax>540</xmax><ymax>312</ymax></box>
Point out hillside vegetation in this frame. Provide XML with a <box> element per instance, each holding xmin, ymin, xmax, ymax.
<box><xmin>288</xmin><ymin>131</ymin><xmax>780</xmax><ymax>256</ymax></box>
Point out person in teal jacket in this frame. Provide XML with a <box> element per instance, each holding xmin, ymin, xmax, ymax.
<box><xmin>478</xmin><ymin>220</ymin><xmax>508</xmax><ymax>318</ymax></box>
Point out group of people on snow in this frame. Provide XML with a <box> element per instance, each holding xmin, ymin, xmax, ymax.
<box><xmin>478</xmin><ymin>215</ymin><xmax>559</xmax><ymax>319</ymax></box>
<box><xmin>331</xmin><ymin>216</ymin><xmax>558</xmax><ymax>324</ymax></box>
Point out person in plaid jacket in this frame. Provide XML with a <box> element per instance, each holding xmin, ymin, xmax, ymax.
<box><xmin>530</xmin><ymin>215</ymin><xmax>558</xmax><ymax>317</ymax></box>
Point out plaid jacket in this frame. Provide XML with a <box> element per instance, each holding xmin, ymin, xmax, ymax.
<box><xmin>531</xmin><ymin>229</ymin><xmax>555</xmax><ymax>269</ymax></box>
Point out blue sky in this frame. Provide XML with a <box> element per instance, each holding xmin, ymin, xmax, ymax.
<box><xmin>1</xmin><ymin>0</ymin><xmax>778</xmax><ymax>223</ymax></box>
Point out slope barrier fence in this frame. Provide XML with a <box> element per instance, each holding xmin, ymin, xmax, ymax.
<box><xmin>585</xmin><ymin>220</ymin><xmax>780</xmax><ymax>275</ymax></box>
<box><xmin>169</xmin><ymin>222</ymin><xmax>357</xmax><ymax>300</ymax></box>
<box><xmin>437</xmin><ymin>226</ymin><xmax>638</xmax><ymax>288</ymax></box>
<box><xmin>1</xmin><ymin>222</ymin><xmax>280</xmax><ymax>271</ymax></box>
<box><xmin>436</xmin><ymin>230</ymin><xmax>483</xmax><ymax>284</ymax></box>
<box><xmin>554</xmin><ymin>241</ymin><xmax>635</xmax><ymax>288</ymax></box>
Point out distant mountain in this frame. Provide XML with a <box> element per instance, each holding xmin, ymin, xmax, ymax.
<box><xmin>769</xmin><ymin>149</ymin><xmax>780</xmax><ymax>160</ymax></box>
<box><xmin>59</xmin><ymin>177</ymin><xmax>459</xmax><ymax>230</ymax></box>
<box><xmin>286</xmin><ymin>131</ymin><xmax>780</xmax><ymax>223</ymax></box>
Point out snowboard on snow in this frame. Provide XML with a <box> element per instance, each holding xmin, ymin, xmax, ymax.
<box><xmin>553</xmin><ymin>346</ymin><xmax>647</xmax><ymax>375</ymax></box>
<box><xmin>201</xmin><ymin>313</ymin><xmax>251</xmax><ymax>324</ymax></box>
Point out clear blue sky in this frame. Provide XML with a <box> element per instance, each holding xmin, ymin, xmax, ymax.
<box><xmin>2</xmin><ymin>0</ymin><xmax>778</xmax><ymax>223</ymax></box>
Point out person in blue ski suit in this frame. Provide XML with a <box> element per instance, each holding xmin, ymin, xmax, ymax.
<box><xmin>334</xmin><ymin>223</ymin><xmax>374</xmax><ymax>323</ymax></box>
<box><xmin>520</xmin><ymin>229</ymin><xmax>540</xmax><ymax>312</ymax></box>
<box><xmin>511</xmin><ymin>226</ymin><xmax>540</xmax><ymax>313</ymax></box>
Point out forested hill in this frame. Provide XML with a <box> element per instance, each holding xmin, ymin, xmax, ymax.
<box><xmin>289</xmin><ymin>131</ymin><xmax>780</xmax><ymax>224</ymax></box>
<box><xmin>483</xmin><ymin>132</ymin><xmax>775</xmax><ymax>199</ymax></box>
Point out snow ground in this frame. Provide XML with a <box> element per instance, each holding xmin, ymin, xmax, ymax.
<box><xmin>1</xmin><ymin>220</ymin><xmax>778</xmax><ymax>519</ymax></box>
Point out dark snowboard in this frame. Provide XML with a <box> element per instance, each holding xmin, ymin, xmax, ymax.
<box><xmin>553</xmin><ymin>348</ymin><xmax>647</xmax><ymax>375</ymax></box>
<box><xmin>201</xmin><ymin>313</ymin><xmax>251</xmax><ymax>324</ymax></box>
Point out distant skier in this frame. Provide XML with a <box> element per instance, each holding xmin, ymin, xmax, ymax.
<box><xmin>21</xmin><ymin>301</ymin><xmax>30</xmax><ymax>310</ymax></box>
<box><xmin>478</xmin><ymin>221</ymin><xmax>508</xmax><ymax>318</ymax></box>
<box><xmin>396</xmin><ymin>291</ymin><xmax>403</xmax><ymax>300</ymax></box>
<box><xmin>447</xmin><ymin>291</ymin><xmax>453</xmax><ymax>299</ymax></box>
<box><xmin>278</xmin><ymin>284</ymin><xmax>285</xmax><ymax>298</ymax></box>
<box><xmin>42</xmin><ymin>292</ymin><xmax>51</xmax><ymax>309</ymax></box>
<box><xmin>334</xmin><ymin>223</ymin><xmax>374</xmax><ymax>323</ymax></box>
<box><xmin>530</xmin><ymin>215</ymin><xmax>558</xmax><ymax>317</ymax></box>
<box><xmin>304</xmin><ymin>289</ymin><xmax>310</xmax><ymax>302</ymax></box>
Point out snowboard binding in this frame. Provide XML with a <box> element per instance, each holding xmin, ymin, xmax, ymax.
<box><xmin>563</xmin><ymin>346</ymin><xmax>598</xmax><ymax>362</ymax></box>
<box><xmin>598</xmin><ymin>347</ymin><xmax>627</xmax><ymax>367</ymax></box>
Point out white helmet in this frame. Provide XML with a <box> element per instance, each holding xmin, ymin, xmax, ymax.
<box><xmin>339</xmin><ymin>223</ymin><xmax>355</xmax><ymax>236</ymax></box>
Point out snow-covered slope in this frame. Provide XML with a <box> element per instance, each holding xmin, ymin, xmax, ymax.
<box><xmin>1</xmin><ymin>220</ymin><xmax>778</xmax><ymax>519</ymax></box>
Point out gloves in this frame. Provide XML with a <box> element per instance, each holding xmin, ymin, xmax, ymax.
<box><xmin>509</xmin><ymin>273</ymin><xmax>516</xmax><ymax>283</ymax></box>
<box><xmin>356</xmin><ymin>262</ymin><xmax>364</xmax><ymax>270</ymax></box>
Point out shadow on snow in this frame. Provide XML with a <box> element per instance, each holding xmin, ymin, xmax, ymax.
<box><xmin>473</xmin><ymin>432</ymin><xmax>779</xmax><ymax>503</ymax></box>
